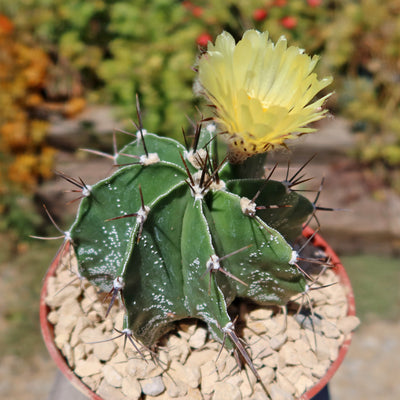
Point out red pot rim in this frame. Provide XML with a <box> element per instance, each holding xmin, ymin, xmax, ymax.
<box><xmin>40</xmin><ymin>227</ymin><xmax>356</xmax><ymax>400</ymax></box>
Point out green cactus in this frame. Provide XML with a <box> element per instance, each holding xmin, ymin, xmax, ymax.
<box><xmin>67</xmin><ymin>125</ymin><xmax>314</xmax><ymax>354</ymax></box>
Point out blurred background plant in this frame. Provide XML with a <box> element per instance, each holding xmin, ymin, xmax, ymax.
<box><xmin>0</xmin><ymin>14</ymin><xmax>53</xmax><ymax>239</ymax></box>
<box><xmin>0</xmin><ymin>12</ymin><xmax>86</xmax><ymax>240</ymax></box>
<box><xmin>2</xmin><ymin>0</ymin><xmax>400</xmax><ymax>189</ymax></box>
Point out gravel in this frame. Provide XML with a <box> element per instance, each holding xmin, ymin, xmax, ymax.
<box><xmin>43</xmin><ymin>252</ymin><xmax>360</xmax><ymax>399</ymax></box>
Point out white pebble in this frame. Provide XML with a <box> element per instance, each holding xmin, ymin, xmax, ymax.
<box><xmin>140</xmin><ymin>376</ymin><xmax>165</xmax><ymax>396</ymax></box>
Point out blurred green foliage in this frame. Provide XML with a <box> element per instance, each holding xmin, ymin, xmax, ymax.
<box><xmin>2</xmin><ymin>0</ymin><xmax>400</xmax><ymax>166</ymax></box>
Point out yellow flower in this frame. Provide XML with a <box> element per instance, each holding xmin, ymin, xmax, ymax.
<box><xmin>198</xmin><ymin>30</ymin><xmax>332</xmax><ymax>162</ymax></box>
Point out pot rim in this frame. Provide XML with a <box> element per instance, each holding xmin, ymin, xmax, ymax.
<box><xmin>39</xmin><ymin>245</ymin><xmax>103</xmax><ymax>400</ymax></box>
<box><xmin>40</xmin><ymin>227</ymin><xmax>356</xmax><ymax>400</ymax></box>
<box><xmin>298</xmin><ymin>226</ymin><xmax>356</xmax><ymax>399</ymax></box>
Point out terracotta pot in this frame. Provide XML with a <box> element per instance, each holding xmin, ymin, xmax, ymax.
<box><xmin>40</xmin><ymin>227</ymin><xmax>356</xmax><ymax>400</ymax></box>
<box><xmin>40</xmin><ymin>242</ymin><xmax>102</xmax><ymax>400</ymax></box>
<box><xmin>299</xmin><ymin>226</ymin><xmax>356</xmax><ymax>399</ymax></box>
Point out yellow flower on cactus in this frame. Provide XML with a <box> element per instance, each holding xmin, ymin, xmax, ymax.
<box><xmin>198</xmin><ymin>30</ymin><xmax>333</xmax><ymax>162</ymax></box>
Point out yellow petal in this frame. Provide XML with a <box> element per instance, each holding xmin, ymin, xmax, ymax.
<box><xmin>198</xmin><ymin>30</ymin><xmax>332</xmax><ymax>162</ymax></box>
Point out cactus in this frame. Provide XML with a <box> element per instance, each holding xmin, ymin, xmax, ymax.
<box><xmin>49</xmin><ymin>29</ymin><xmax>332</xmax><ymax>385</ymax></box>
<box><xmin>67</xmin><ymin>124</ymin><xmax>314</xmax><ymax>352</ymax></box>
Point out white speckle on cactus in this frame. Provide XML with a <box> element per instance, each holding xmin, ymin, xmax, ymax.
<box><xmin>289</xmin><ymin>251</ymin><xmax>298</xmax><ymax>265</ymax></box>
<box><xmin>191</xmin><ymin>257</ymin><xmax>201</xmax><ymax>267</ymax></box>
<box><xmin>85</xmin><ymin>248</ymin><xmax>99</xmax><ymax>256</ymax></box>
<box><xmin>240</xmin><ymin>197</ymin><xmax>256</xmax><ymax>217</ymax></box>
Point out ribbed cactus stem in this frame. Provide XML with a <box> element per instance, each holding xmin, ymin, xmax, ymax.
<box><xmin>67</xmin><ymin>126</ymin><xmax>314</xmax><ymax>353</ymax></box>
